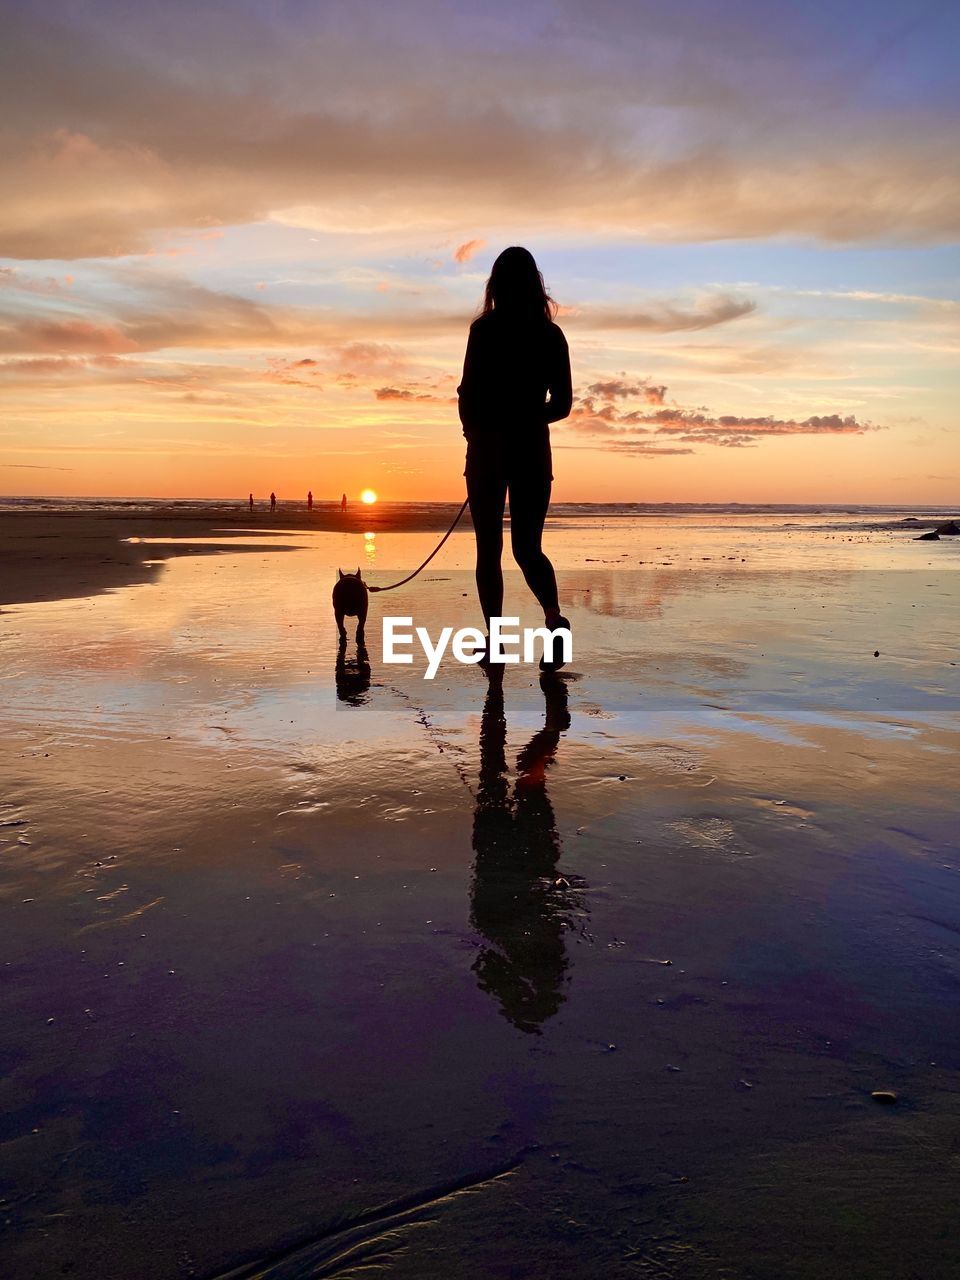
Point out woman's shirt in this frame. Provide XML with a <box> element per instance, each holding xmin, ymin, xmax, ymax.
<box><xmin>457</xmin><ymin>311</ymin><xmax>572</xmax><ymax>439</ymax></box>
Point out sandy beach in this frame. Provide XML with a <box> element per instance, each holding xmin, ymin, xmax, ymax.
<box><xmin>1</xmin><ymin>504</ymin><xmax>958</xmax><ymax>1279</ymax></box>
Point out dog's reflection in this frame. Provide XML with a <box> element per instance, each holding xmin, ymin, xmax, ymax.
<box><xmin>335</xmin><ymin>638</ymin><xmax>371</xmax><ymax>705</ymax></box>
<box><xmin>470</xmin><ymin>666</ymin><xmax>587</xmax><ymax>1034</ymax></box>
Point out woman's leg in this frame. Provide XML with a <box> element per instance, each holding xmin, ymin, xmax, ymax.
<box><xmin>467</xmin><ymin>463</ymin><xmax>508</xmax><ymax>630</ymax></box>
<box><xmin>509</xmin><ymin>465</ymin><xmax>560</xmax><ymax>619</ymax></box>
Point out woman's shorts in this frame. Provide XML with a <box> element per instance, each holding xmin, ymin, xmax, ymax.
<box><xmin>463</xmin><ymin>425</ymin><xmax>553</xmax><ymax>485</ymax></box>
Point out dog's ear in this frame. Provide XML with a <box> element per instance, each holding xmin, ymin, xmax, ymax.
<box><xmin>356</xmin><ymin>567</ymin><xmax>361</xmax><ymax>577</ymax></box>
<box><xmin>338</xmin><ymin>569</ymin><xmax>344</xmax><ymax>580</ymax></box>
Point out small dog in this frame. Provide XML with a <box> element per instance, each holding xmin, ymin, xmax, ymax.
<box><xmin>332</xmin><ymin>568</ymin><xmax>368</xmax><ymax>643</ymax></box>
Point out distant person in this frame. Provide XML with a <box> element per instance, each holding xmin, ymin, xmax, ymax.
<box><xmin>457</xmin><ymin>246</ymin><xmax>573</xmax><ymax>670</ymax></box>
<box><xmin>248</xmin><ymin>492</ymin><xmax>253</xmax><ymax>512</ymax></box>
<box><xmin>270</xmin><ymin>491</ymin><xmax>277</xmax><ymax>513</ymax></box>
<box><xmin>341</xmin><ymin>492</ymin><xmax>347</xmax><ymax>512</ymax></box>
<box><xmin>307</xmin><ymin>490</ymin><xmax>313</xmax><ymax>512</ymax></box>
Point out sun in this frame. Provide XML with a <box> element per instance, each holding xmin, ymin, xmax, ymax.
<box><xmin>360</xmin><ymin>488</ymin><xmax>378</xmax><ymax>505</ymax></box>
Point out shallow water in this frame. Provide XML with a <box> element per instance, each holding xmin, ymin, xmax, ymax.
<box><xmin>1</xmin><ymin>514</ymin><xmax>958</xmax><ymax>1279</ymax></box>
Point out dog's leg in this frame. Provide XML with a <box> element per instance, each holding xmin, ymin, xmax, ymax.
<box><xmin>335</xmin><ymin>608</ymin><xmax>347</xmax><ymax>642</ymax></box>
<box><xmin>356</xmin><ymin>595</ymin><xmax>367</xmax><ymax>644</ymax></box>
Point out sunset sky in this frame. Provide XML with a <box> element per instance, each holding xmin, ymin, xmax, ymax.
<box><xmin>2</xmin><ymin>0</ymin><xmax>958</xmax><ymax>503</ymax></box>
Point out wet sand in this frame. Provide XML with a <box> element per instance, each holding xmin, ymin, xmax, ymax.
<box><xmin>1</xmin><ymin>508</ymin><xmax>958</xmax><ymax>1278</ymax></box>
<box><xmin>0</xmin><ymin>504</ymin><xmax>470</xmax><ymax>607</ymax></box>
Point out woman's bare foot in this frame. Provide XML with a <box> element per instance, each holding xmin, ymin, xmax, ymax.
<box><xmin>539</xmin><ymin>614</ymin><xmax>571</xmax><ymax>672</ymax></box>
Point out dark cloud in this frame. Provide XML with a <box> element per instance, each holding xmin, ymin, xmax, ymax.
<box><xmin>653</xmin><ymin>410</ymin><xmax>876</xmax><ymax>440</ymax></box>
<box><xmin>0</xmin><ymin>271</ymin><xmax>755</xmax><ymax>357</ymax></box>
<box><xmin>586</xmin><ymin>378</ymin><xmax>667</xmax><ymax>404</ymax></box>
<box><xmin>0</xmin><ymin>275</ymin><xmax>460</xmax><ymax>354</ymax></box>
<box><xmin>557</xmin><ymin>441</ymin><xmax>695</xmax><ymax>457</ymax></box>
<box><xmin>567</xmin><ymin>297</ymin><xmax>756</xmax><ymax>332</ymax></box>
<box><xmin>375</xmin><ymin>385</ymin><xmax>450</xmax><ymax>403</ymax></box>
<box><xmin>0</xmin><ymin>318</ymin><xmax>140</xmax><ymax>355</ymax></box>
<box><xmin>0</xmin><ymin>462</ymin><xmax>75</xmax><ymax>470</ymax></box>
<box><xmin>0</xmin><ymin>354</ymin><xmax>124</xmax><ymax>376</ymax></box>
<box><xmin>563</xmin><ymin>380</ymin><xmax>879</xmax><ymax>454</ymax></box>
<box><xmin>1</xmin><ymin>3</ymin><xmax>957</xmax><ymax>258</ymax></box>
<box><xmin>376</xmin><ymin>386</ymin><xmax>416</xmax><ymax>400</ymax></box>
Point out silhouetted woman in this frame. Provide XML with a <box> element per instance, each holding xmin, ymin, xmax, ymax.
<box><xmin>457</xmin><ymin>247</ymin><xmax>573</xmax><ymax>669</ymax></box>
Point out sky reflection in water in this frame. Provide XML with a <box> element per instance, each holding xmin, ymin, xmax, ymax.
<box><xmin>0</xmin><ymin>517</ymin><xmax>958</xmax><ymax>1278</ymax></box>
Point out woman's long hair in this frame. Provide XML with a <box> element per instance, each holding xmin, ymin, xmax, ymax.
<box><xmin>480</xmin><ymin>246</ymin><xmax>556</xmax><ymax>324</ymax></box>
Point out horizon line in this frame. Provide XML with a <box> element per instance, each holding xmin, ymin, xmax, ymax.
<box><xmin>1</xmin><ymin>494</ymin><xmax>957</xmax><ymax>510</ymax></box>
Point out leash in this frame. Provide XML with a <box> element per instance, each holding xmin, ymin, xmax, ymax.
<box><xmin>368</xmin><ymin>497</ymin><xmax>469</xmax><ymax>593</ymax></box>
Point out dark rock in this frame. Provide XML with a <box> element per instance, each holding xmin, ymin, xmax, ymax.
<box><xmin>915</xmin><ymin>530</ymin><xmax>940</xmax><ymax>541</ymax></box>
<box><xmin>935</xmin><ymin>521</ymin><xmax>960</xmax><ymax>536</ymax></box>
<box><xmin>871</xmin><ymin>1089</ymin><xmax>898</xmax><ymax>1105</ymax></box>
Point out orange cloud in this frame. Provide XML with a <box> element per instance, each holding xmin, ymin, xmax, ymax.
<box><xmin>0</xmin><ymin>318</ymin><xmax>141</xmax><ymax>354</ymax></box>
<box><xmin>454</xmin><ymin>238</ymin><xmax>485</xmax><ymax>263</ymax></box>
<box><xmin>330</xmin><ymin>342</ymin><xmax>410</xmax><ymax>376</ymax></box>
<box><xmin>264</xmin><ymin>356</ymin><xmax>325</xmax><ymax>389</ymax></box>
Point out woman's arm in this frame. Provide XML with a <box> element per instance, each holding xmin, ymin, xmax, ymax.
<box><xmin>457</xmin><ymin>324</ymin><xmax>482</xmax><ymax>437</ymax></box>
<box><xmin>544</xmin><ymin>326</ymin><xmax>572</xmax><ymax>424</ymax></box>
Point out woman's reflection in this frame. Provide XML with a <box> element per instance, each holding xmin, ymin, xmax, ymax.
<box><xmin>470</xmin><ymin>666</ymin><xmax>587</xmax><ymax>1034</ymax></box>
